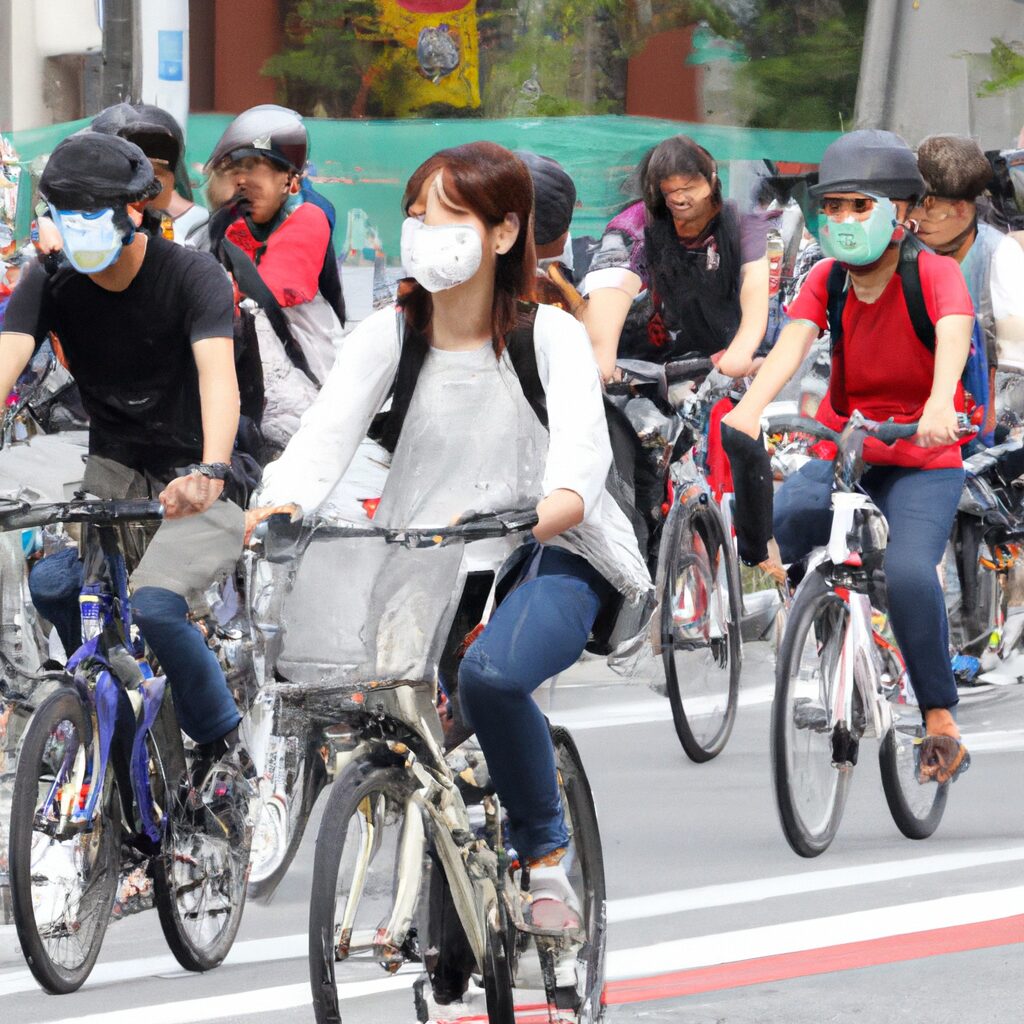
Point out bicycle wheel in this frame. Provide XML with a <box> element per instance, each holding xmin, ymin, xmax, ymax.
<box><xmin>944</xmin><ymin>517</ymin><xmax>999</xmax><ymax>654</ymax></box>
<box><xmin>772</xmin><ymin>572</ymin><xmax>853</xmax><ymax>857</ymax></box>
<box><xmin>662</xmin><ymin>500</ymin><xmax>741</xmax><ymax>761</ymax></box>
<box><xmin>879</xmin><ymin>723</ymin><xmax>948</xmax><ymax>840</ymax></box>
<box><xmin>309</xmin><ymin>765</ymin><xmax>428</xmax><ymax>1024</ymax></box>
<box><xmin>152</xmin><ymin>739</ymin><xmax>252</xmax><ymax>971</ymax></box>
<box><xmin>551</xmin><ymin>725</ymin><xmax>606</xmax><ymax>1023</ymax></box>
<box><xmin>8</xmin><ymin>688</ymin><xmax>120</xmax><ymax>993</ymax></box>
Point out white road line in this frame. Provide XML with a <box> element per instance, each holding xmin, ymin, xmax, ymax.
<box><xmin>2</xmin><ymin>846</ymin><xmax>1021</xmax><ymax>999</ymax></box>
<box><xmin>19</xmin><ymin>888</ymin><xmax>1024</xmax><ymax>1024</ymax></box>
<box><xmin>965</xmin><ymin>729</ymin><xmax>1024</xmax><ymax>753</ymax></box>
<box><xmin>608</xmin><ymin>845</ymin><xmax>1024</xmax><ymax>922</ymax></box>
<box><xmin>606</xmin><ymin>885</ymin><xmax>1024</xmax><ymax>979</ymax></box>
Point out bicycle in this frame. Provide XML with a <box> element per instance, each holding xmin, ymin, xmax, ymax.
<box><xmin>766</xmin><ymin>412</ymin><xmax>955</xmax><ymax>858</ymax></box>
<box><xmin>5</xmin><ymin>497</ymin><xmax>253</xmax><ymax>993</ymax></box>
<box><xmin>252</xmin><ymin>508</ymin><xmax>606</xmax><ymax>1023</ymax></box>
<box><xmin>609</xmin><ymin>357</ymin><xmax>743</xmax><ymax>762</ymax></box>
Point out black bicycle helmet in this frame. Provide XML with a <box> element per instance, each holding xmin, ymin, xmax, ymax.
<box><xmin>515</xmin><ymin>150</ymin><xmax>577</xmax><ymax>247</ymax></box>
<box><xmin>809</xmin><ymin>129</ymin><xmax>925</xmax><ymax>202</ymax></box>
<box><xmin>204</xmin><ymin>105</ymin><xmax>308</xmax><ymax>175</ymax></box>
<box><xmin>39</xmin><ymin>132</ymin><xmax>161</xmax><ymax>210</ymax></box>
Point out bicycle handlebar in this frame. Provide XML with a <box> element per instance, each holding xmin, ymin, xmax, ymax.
<box><xmin>763</xmin><ymin>413</ymin><xmax>919</xmax><ymax>446</ymax></box>
<box><xmin>0</xmin><ymin>497</ymin><xmax>165</xmax><ymax>532</ymax></box>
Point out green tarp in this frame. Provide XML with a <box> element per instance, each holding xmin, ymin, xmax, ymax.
<box><xmin>7</xmin><ymin>114</ymin><xmax>838</xmax><ymax>257</ymax></box>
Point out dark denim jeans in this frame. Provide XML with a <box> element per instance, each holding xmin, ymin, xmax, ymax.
<box><xmin>774</xmin><ymin>460</ymin><xmax>964</xmax><ymax>711</ymax></box>
<box><xmin>459</xmin><ymin>545</ymin><xmax>613</xmax><ymax>861</ymax></box>
<box><xmin>28</xmin><ymin>555</ymin><xmax>240</xmax><ymax>744</ymax></box>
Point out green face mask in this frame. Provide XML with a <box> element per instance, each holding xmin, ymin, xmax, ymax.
<box><xmin>818</xmin><ymin>196</ymin><xmax>899</xmax><ymax>266</ymax></box>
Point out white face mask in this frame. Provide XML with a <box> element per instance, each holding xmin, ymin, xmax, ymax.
<box><xmin>400</xmin><ymin>216</ymin><xmax>482</xmax><ymax>292</ymax></box>
<box><xmin>49</xmin><ymin>205</ymin><xmax>127</xmax><ymax>274</ymax></box>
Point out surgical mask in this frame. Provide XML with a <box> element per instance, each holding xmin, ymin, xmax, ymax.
<box><xmin>818</xmin><ymin>195</ymin><xmax>899</xmax><ymax>266</ymax></box>
<box><xmin>48</xmin><ymin>205</ymin><xmax>128</xmax><ymax>274</ymax></box>
<box><xmin>400</xmin><ymin>217</ymin><xmax>482</xmax><ymax>292</ymax></box>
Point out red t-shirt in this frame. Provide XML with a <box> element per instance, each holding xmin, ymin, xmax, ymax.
<box><xmin>787</xmin><ymin>251</ymin><xmax>974</xmax><ymax>469</ymax></box>
<box><xmin>224</xmin><ymin>201</ymin><xmax>330</xmax><ymax>308</ymax></box>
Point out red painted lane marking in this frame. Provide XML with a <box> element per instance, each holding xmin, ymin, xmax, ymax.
<box><xmin>604</xmin><ymin>914</ymin><xmax>1024</xmax><ymax>1005</ymax></box>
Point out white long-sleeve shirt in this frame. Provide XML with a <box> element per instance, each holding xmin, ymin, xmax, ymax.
<box><xmin>259</xmin><ymin>302</ymin><xmax>651</xmax><ymax>601</ymax></box>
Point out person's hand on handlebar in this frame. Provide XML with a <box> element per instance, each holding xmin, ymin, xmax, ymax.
<box><xmin>244</xmin><ymin>503</ymin><xmax>302</xmax><ymax>545</ymax></box>
<box><xmin>915</xmin><ymin>397</ymin><xmax>961</xmax><ymax>448</ymax></box>
<box><xmin>160</xmin><ymin>474</ymin><xmax>224</xmax><ymax>519</ymax></box>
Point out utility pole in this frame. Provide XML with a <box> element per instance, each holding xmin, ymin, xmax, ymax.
<box><xmin>0</xmin><ymin>0</ymin><xmax>13</xmax><ymax>132</ymax></box>
<box><xmin>101</xmin><ymin>0</ymin><xmax>137</xmax><ymax>107</ymax></box>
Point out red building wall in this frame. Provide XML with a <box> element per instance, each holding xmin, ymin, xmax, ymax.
<box><xmin>625</xmin><ymin>26</ymin><xmax>701</xmax><ymax>122</ymax></box>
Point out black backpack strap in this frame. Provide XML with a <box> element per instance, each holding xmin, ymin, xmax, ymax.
<box><xmin>220</xmin><ymin>237</ymin><xmax>320</xmax><ymax>385</ymax></box>
<box><xmin>373</xmin><ymin>308</ymin><xmax>430</xmax><ymax>454</ymax></box>
<box><xmin>896</xmin><ymin>235</ymin><xmax>936</xmax><ymax>351</ymax></box>
<box><xmin>503</xmin><ymin>302</ymin><xmax>548</xmax><ymax>429</ymax></box>
<box><xmin>825</xmin><ymin>259</ymin><xmax>848</xmax><ymax>350</ymax></box>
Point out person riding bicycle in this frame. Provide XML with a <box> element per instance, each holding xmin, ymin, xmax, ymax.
<box><xmin>204</xmin><ymin>105</ymin><xmax>345</xmax><ymax>456</ymax></box>
<box><xmin>580</xmin><ymin>133</ymin><xmax>770</xmax><ymax>381</ymax></box>
<box><xmin>248</xmin><ymin>141</ymin><xmax>652</xmax><ymax>941</ymax></box>
<box><xmin>722</xmin><ymin>128</ymin><xmax>975</xmax><ymax>785</ymax></box>
<box><xmin>913</xmin><ymin>134</ymin><xmax>1024</xmax><ymax>435</ymax></box>
<box><xmin>0</xmin><ymin>132</ymin><xmax>249</xmax><ymax>765</ymax></box>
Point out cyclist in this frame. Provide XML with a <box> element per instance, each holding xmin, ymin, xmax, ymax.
<box><xmin>722</xmin><ymin>128</ymin><xmax>975</xmax><ymax>784</ymax></box>
<box><xmin>580</xmin><ymin>133</ymin><xmax>769</xmax><ymax>381</ymax></box>
<box><xmin>204</xmin><ymin>105</ymin><xmax>344</xmax><ymax>455</ymax></box>
<box><xmin>0</xmin><ymin>132</ymin><xmax>249</xmax><ymax>765</ymax></box>
<box><xmin>249</xmin><ymin>141</ymin><xmax>651</xmax><ymax>933</ymax></box>
<box><xmin>914</xmin><ymin>134</ymin><xmax>1024</xmax><ymax>433</ymax></box>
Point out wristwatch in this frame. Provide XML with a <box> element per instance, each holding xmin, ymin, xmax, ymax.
<box><xmin>187</xmin><ymin>462</ymin><xmax>231</xmax><ymax>481</ymax></box>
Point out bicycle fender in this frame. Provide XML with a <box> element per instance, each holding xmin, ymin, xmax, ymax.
<box><xmin>131</xmin><ymin>676</ymin><xmax>167</xmax><ymax>845</ymax></box>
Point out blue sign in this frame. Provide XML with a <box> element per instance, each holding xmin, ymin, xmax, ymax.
<box><xmin>158</xmin><ymin>30</ymin><xmax>183</xmax><ymax>82</ymax></box>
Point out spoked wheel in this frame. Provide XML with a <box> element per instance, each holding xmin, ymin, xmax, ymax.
<box><xmin>551</xmin><ymin>725</ymin><xmax>607</xmax><ymax>1023</ymax></box>
<box><xmin>772</xmin><ymin>573</ymin><xmax>853</xmax><ymax>857</ymax></box>
<box><xmin>879</xmin><ymin>723</ymin><xmax>948</xmax><ymax>840</ymax></box>
<box><xmin>309</xmin><ymin>766</ymin><xmax>428</xmax><ymax>1024</ymax></box>
<box><xmin>152</xmin><ymin>742</ymin><xmax>252</xmax><ymax>971</ymax></box>
<box><xmin>661</xmin><ymin>500</ymin><xmax>741</xmax><ymax>761</ymax></box>
<box><xmin>8</xmin><ymin>689</ymin><xmax>120</xmax><ymax>993</ymax></box>
<box><xmin>943</xmin><ymin>518</ymin><xmax>999</xmax><ymax>655</ymax></box>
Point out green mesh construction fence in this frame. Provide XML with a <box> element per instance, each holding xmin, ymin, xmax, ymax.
<box><xmin>6</xmin><ymin>115</ymin><xmax>838</xmax><ymax>259</ymax></box>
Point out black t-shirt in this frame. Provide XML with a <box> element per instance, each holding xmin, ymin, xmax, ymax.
<box><xmin>4</xmin><ymin>237</ymin><xmax>234</xmax><ymax>477</ymax></box>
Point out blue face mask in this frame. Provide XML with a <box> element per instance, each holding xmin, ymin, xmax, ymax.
<box><xmin>818</xmin><ymin>195</ymin><xmax>899</xmax><ymax>266</ymax></box>
<box><xmin>48</xmin><ymin>205</ymin><xmax>130</xmax><ymax>274</ymax></box>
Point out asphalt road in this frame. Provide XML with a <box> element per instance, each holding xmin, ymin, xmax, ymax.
<box><xmin>1</xmin><ymin>643</ymin><xmax>1022</xmax><ymax>1024</ymax></box>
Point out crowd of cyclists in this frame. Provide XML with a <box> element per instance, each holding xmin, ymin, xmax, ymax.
<box><xmin>2</xmin><ymin>98</ymin><xmax>1024</xmax><ymax>1012</ymax></box>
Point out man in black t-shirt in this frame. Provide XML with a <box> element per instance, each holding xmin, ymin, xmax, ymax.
<box><xmin>2</xmin><ymin>133</ymin><xmax>246</xmax><ymax>758</ymax></box>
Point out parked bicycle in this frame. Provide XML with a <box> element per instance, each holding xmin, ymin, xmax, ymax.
<box><xmin>5</xmin><ymin>497</ymin><xmax>253</xmax><ymax>993</ymax></box>
<box><xmin>608</xmin><ymin>357</ymin><xmax>743</xmax><ymax>762</ymax></box>
<box><xmin>251</xmin><ymin>508</ymin><xmax>606</xmax><ymax>1023</ymax></box>
<box><xmin>766</xmin><ymin>412</ymin><xmax>956</xmax><ymax>858</ymax></box>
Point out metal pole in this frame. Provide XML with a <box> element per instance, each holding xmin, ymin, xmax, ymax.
<box><xmin>854</xmin><ymin>0</ymin><xmax>900</xmax><ymax>130</ymax></box>
<box><xmin>0</xmin><ymin>0</ymin><xmax>13</xmax><ymax>133</ymax></box>
<box><xmin>101</xmin><ymin>0</ymin><xmax>136</xmax><ymax>106</ymax></box>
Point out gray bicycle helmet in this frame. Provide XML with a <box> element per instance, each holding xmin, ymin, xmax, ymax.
<box><xmin>204</xmin><ymin>105</ymin><xmax>307</xmax><ymax>175</ymax></box>
<box><xmin>809</xmin><ymin>129</ymin><xmax>925</xmax><ymax>202</ymax></box>
<box><xmin>40</xmin><ymin>132</ymin><xmax>161</xmax><ymax>211</ymax></box>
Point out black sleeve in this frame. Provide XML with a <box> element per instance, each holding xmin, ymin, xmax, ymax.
<box><xmin>181</xmin><ymin>250</ymin><xmax>235</xmax><ymax>344</ymax></box>
<box><xmin>2</xmin><ymin>260</ymin><xmax>54</xmax><ymax>343</ymax></box>
<box><xmin>721</xmin><ymin>423</ymin><xmax>774</xmax><ymax>566</ymax></box>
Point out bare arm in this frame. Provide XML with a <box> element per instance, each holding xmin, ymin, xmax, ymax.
<box><xmin>917</xmin><ymin>313</ymin><xmax>973</xmax><ymax>447</ymax></box>
<box><xmin>721</xmin><ymin>318</ymin><xmax>819</xmax><ymax>437</ymax></box>
<box><xmin>0</xmin><ymin>333</ymin><xmax>37</xmax><ymax>404</ymax></box>
<box><xmin>534</xmin><ymin>488</ymin><xmax>585</xmax><ymax>543</ymax></box>
<box><xmin>716</xmin><ymin>257</ymin><xmax>770</xmax><ymax>377</ymax></box>
<box><xmin>579</xmin><ymin>275</ymin><xmax>641</xmax><ymax>381</ymax></box>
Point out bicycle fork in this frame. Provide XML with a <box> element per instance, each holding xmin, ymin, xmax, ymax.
<box><xmin>830</xmin><ymin>592</ymin><xmax>879</xmax><ymax>768</ymax></box>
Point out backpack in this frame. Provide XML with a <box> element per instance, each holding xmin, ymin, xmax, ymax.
<box><xmin>372</xmin><ymin>300</ymin><xmax>649</xmax><ymax>654</ymax></box>
<box><xmin>825</xmin><ymin>234</ymin><xmax>995</xmax><ymax>446</ymax></box>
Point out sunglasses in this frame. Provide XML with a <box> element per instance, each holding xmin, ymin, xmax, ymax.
<box><xmin>819</xmin><ymin>196</ymin><xmax>877</xmax><ymax>218</ymax></box>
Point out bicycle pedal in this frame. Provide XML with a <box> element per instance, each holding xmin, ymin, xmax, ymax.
<box><xmin>830</xmin><ymin>722</ymin><xmax>859</xmax><ymax>767</ymax></box>
<box><xmin>792</xmin><ymin>697</ymin><xmax>829</xmax><ymax>732</ymax></box>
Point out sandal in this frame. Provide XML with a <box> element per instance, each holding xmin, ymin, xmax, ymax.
<box><xmin>917</xmin><ymin>734</ymin><xmax>971</xmax><ymax>785</ymax></box>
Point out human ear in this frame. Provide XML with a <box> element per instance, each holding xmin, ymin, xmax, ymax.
<box><xmin>494</xmin><ymin>212</ymin><xmax>520</xmax><ymax>255</ymax></box>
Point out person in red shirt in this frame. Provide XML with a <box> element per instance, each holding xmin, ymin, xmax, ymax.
<box><xmin>722</xmin><ymin>129</ymin><xmax>974</xmax><ymax>783</ymax></box>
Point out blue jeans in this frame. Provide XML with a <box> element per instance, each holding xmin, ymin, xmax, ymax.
<box><xmin>774</xmin><ymin>460</ymin><xmax>964</xmax><ymax>711</ymax></box>
<box><xmin>459</xmin><ymin>546</ymin><xmax>613</xmax><ymax>862</ymax></box>
<box><xmin>28</xmin><ymin>556</ymin><xmax>240</xmax><ymax>744</ymax></box>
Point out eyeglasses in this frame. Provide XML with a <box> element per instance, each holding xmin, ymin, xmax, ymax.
<box><xmin>917</xmin><ymin>194</ymin><xmax>957</xmax><ymax>215</ymax></box>
<box><xmin>820</xmin><ymin>196</ymin><xmax>877</xmax><ymax>218</ymax></box>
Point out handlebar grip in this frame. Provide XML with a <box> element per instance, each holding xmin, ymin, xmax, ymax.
<box><xmin>665</xmin><ymin>358</ymin><xmax>716</xmax><ymax>382</ymax></box>
<box><xmin>763</xmin><ymin>416</ymin><xmax>841</xmax><ymax>444</ymax></box>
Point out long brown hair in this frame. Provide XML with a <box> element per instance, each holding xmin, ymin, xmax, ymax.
<box><xmin>400</xmin><ymin>142</ymin><xmax>537</xmax><ymax>351</ymax></box>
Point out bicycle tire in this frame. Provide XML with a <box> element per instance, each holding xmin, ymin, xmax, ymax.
<box><xmin>551</xmin><ymin>725</ymin><xmax>607</xmax><ymax>1023</ymax></box>
<box><xmin>308</xmin><ymin>765</ymin><xmax>426</xmax><ymax>1024</ymax></box>
<box><xmin>152</xmin><ymin>737</ymin><xmax>251</xmax><ymax>971</ymax></box>
<box><xmin>772</xmin><ymin>572</ymin><xmax>853</xmax><ymax>857</ymax></box>
<box><xmin>662</xmin><ymin>499</ymin><xmax>741</xmax><ymax>762</ymax></box>
<box><xmin>8</xmin><ymin>688</ymin><xmax>120</xmax><ymax>993</ymax></box>
<box><xmin>879</xmin><ymin>726</ymin><xmax>948</xmax><ymax>840</ymax></box>
<box><xmin>945</xmin><ymin>516</ymin><xmax>999</xmax><ymax>655</ymax></box>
